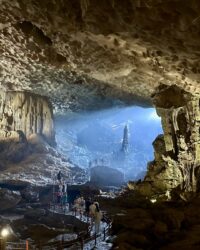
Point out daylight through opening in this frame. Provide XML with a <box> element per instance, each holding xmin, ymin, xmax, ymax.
<box><xmin>55</xmin><ymin>106</ymin><xmax>163</xmax><ymax>184</ymax></box>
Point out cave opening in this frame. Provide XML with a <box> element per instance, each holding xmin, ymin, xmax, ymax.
<box><xmin>55</xmin><ymin>105</ymin><xmax>163</xmax><ymax>183</ymax></box>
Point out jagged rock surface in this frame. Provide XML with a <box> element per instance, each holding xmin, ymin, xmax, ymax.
<box><xmin>1</xmin><ymin>0</ymin><xmax>200</xmax><ymax>111</ymax></box>
<box><xmin>0</xmin><ymin>91</ymin><xmax>55</xmax><ymax>145</ymax></box>
<box><xmin>0</xmin><ymin>133</ymin><xmax>73</xmax><ymax>185</ymax></box>
<box><xmin>138</xmin><ymin>84</ymin><xmax>200</xmax><ymax>196</ymax></box>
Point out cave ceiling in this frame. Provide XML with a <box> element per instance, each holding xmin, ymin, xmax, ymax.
<box><xmin>1</xmin><ymin>0</ymin><xmax>200</xmax><ymax>112</ymax></box>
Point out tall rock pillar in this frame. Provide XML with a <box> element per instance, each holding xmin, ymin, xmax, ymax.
<box><xmin>143</xmin><ymin>84</ymin><xmax>200</xmax><ymax>194</ymax></box>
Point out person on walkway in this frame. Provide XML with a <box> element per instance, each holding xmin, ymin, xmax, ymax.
<box><xmin>89</xmin><ymin>201</ymin><xmax>102</xmax><ymax>234</ymax></box>
<box><xmin>56</xmin><ymin>190</ymin><xmax>62</xmax><ymax>204</ymax></box>
<box><xmin>61</xmin><ymin>192</ymin><xmax>68</xmax><ymax>213</ymax></box>
<box><xmin>73</xmin><ymin>196</ymin><xmax>81</xmax><ymax>215</ymax></box>
<box><xmin>62</xmin><ymin>192</ymin><xmax>68</xmax><ymax>206</ymax></box>
<box><xmin>62</xmin><ymin>183</ymin><xmax>67</xmax><ymax>193</ymax></box>
<box><xmin>79</xmin><ymin>196</ymin><xmax>85</xmax><ymax>217</ymax></box>
<box><xmin>57</xmin><ymin>170</ymin><xmax>63</xmax><ymax>184</ymax></box>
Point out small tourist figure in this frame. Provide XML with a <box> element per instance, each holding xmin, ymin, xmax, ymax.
<box><xmin>79</xmin><ymin>197</ymin><xmax>85</xmax><ymax>219</ymax></box>
<box><xmin>62</xmin><ymin>183</ymin><xmax>67</xmax><ymax>193</ymax></box>
<box><xmin>57</xmin><ymin>171</ymin><xmax>63</xmax><ymax>184</ymax></box>
<box><xmin>89</xmin><ymin>201</ymin><xmax>102</xmax><ymax>234</ymax></box>
<box><xmin>61</xmin><ymin>192</ymin><xmax>68</xmax><ymax>213</ymax></box>
<box><xmin>73</xmin><ymin>196</ymin><xmax>81</xmax><ymax>216</ymax></box>
<box><xmin>56</xmin><ymin>190</ymin><xmax>62</xmax><ymax>204</ymax></box>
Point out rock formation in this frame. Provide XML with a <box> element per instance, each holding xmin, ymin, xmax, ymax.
<box><xmin>139</xmin><ymin>84</ymin><xmax>200</xmax><ymax>196</ymax></box>
<box><xmin>0</xmin><ymin>0</ymin><xmax>200</xmax><ymax>196</ymax></box>
<box><xmin>1</xmin><ymin>1</ymin><xmax>200</xmax><ymax>111</ymax></box>
<box><xmin>121</xmin><ymin>124</ymin><xmax>129</xmax><ymax>154</ymax></box>
<box><xmin>90</xmin><ymin>166</ymin><xmax>124</xmax><ymax>187</ymax></box>
<box><xmin>0</xmin><ymin>188</ymin><xmax>21</xmax><ymax>211</ymax></box>
<box><xmin>0</xmin><ymin>91</ymin><xmax>79</xmax><ymax>184</ymax></box>
<box><xmin>0</xmin><ymin>91</ymin><xmax>55</xmax><ymax>146</ymax></box>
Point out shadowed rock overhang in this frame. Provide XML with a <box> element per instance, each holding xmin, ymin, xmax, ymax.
<box><xmin>1</xmin><ymin>0</ymin><xmax>200</xmax><ymax>112</ymax></box>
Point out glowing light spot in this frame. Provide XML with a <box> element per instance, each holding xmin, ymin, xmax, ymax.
<box><xmin>1</xmin><ymin>228</ymin><xmax>9</xmax><ymax>237</ymax></box>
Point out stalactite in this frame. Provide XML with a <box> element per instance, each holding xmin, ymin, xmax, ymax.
<box><xmin>0</xmin><ymin>91</ymin><xmax>55</xmax><ymax>146</ymax></box>
<box><xmin>80</xmin><ymin>0</ymin><xmax>90</xmax><ymax>18</ymax></box>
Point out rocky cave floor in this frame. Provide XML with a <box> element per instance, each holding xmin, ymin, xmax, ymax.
<box><xmin>2</xmin><ymin>180</ymin><xmax>200</xmax><ymax>250</ymax></box>
<box><xmin>0</xmin><ymin>108</ymin><xmax>199</xmax><ymax>249</ymax></box>
<box><xmin>97</xmin><ymin>189</ymin><xmax>200</xmax><ymax>250</ymax></box>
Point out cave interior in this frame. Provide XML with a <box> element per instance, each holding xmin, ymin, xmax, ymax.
<box><xmin>1</xmin><ymin>0</ymin><xmax>200</xmax><ymax>249</ymax></box>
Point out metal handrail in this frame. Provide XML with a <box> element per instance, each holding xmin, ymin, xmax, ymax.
<box><xmin>36</xmin><ymin>219</ymin><xmax>112</xmax><ymax>249</ymax></box>
<box><xmin>5</xmin><ymin>240</ymin><xmax>33</xmax><ymax>250</ymax></box>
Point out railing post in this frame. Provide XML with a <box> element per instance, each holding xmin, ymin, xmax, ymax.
<box><xmin>80</xmin><ymin>237</ymin><xmax>84</xmax><ymax>250</ymax></box>
<box><xmin>80</xmin><ymin>212</ymin><xmax>82</xmax><ymax>221</ymax></box>
<box><xmin>0</xmin><ymin>238</ymin><xmax>6</xmax><ymax>250</ymax></box>
<box><xmin>104</xmin><ymin>227</ymin><xmax>106</xmax><ymax>241</ymax></box>
<box><xmin>26</xmin><ymin>240</ymin><xmax>29</xmax><ymax>250</ymax></box>
<box><xmin>59</xmin><ymin>240</ymin><xmax>63</xmax><ymax>250</ymax></box>
<box><xmin>94</xmin><ymin>233</ymin><xmax>97</xmax><ymax>246</ymax></box>
<box><xmin>39</xmin><ymin>241</ymin><xmax>42</xmax><ymax>250</ymax></box>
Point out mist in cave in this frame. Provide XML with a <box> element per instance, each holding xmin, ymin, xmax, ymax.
<box><xmin>55</xmin><ymin>106</ymin><xmax>163</xmax><ymax>181</ymax></box>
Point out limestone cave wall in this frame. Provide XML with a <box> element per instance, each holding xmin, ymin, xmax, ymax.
<box><xmin>139</xmin><ymin>84</ymin><xmax>200</xmax><ymax>196</ymax></box>
<box><xmin>1</xmin><ymin>0</ymin><xmax>200</xmax><ymax>111</ymax></box>
<box><xmin>0</xmin><ymin>91</ymin><xmax>55</xmax><ymax>146</ymax></box>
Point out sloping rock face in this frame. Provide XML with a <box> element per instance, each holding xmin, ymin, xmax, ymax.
<box><xmin>0</xmin><ymin>133</ymin><xmax>73</xmax><ymax>185</ymax></box>
<box><xmin>0</xmin><ymin>91</ymin><xmax>76</xmax><ymax>185</ymax></box>
<box><xmin>1</xmin><ymin>1</ymin><xmax>200</xmax><ymax>111</ymax></box>
<box><xmin>139</xmin><ymin>84</ymin><xmax>200</xmax><ymax>196</ymax></box>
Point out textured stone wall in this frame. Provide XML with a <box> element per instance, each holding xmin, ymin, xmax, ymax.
<box><xmin>0</xmin><ymin>91</ymin><xmax>55</xmax><ymax>145</ymax></box>
<box><xmin>140</xmin><ymin>84</ymin><xmax>200</xmax><ymax>196</ymax></box>
<box><xmin>1</xmin><ymin>1</ymin><xmax>200</xmax><ymax>112</ymax></box>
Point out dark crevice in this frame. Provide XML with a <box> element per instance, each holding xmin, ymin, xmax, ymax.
<box><xmin>16</xmin><ymin>21</ymin><xmax>52</xmax><ymax>46</ymax></box>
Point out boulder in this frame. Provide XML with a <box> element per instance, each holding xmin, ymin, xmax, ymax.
<box><xmin>0</xmin><ymin>180</ymin><xmax>29</xmax><ymax>191</ymax></box>
<box><xmin>90</xmin><ymin>166</ymin><xmax>124</xmax><ymax>187</ymax></box>
<box><xmin>24</xmin><ymin>209</ymin><xmax>46</xmax><ymax>219</ymax></box>
<box><xmin>0</xmin><ymin>188</ymin><xmax>21</xmax><ymax>211</ymax></box>
<box><xmin>159</xmin><ymin>208</ymin><xmax>185</xmax><ymax>230</ymax></box>
<box><xmin>153</xmin><ymin>221</ymin><xmax>168</xmax><ymax>237</ymax></box>
<box><xmin>114</xmin><ymin>231</ymin><xmax>150</xmax><ymax>249</ymax></box>
<box><xmin>21</xmin><ymin>185</ymin><xmax>39</xmax><ymax>203</ymax></box>
<box><xmin>6</xmin><ymin>141</ymin><xmax>30</xmax><ymax>163</ymax></box>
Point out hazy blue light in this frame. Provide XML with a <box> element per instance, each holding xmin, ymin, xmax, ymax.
<box><xmin>55</xmin><ymin>106</ymin><xmax>163</xmax><ymax>181</ymax></box>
